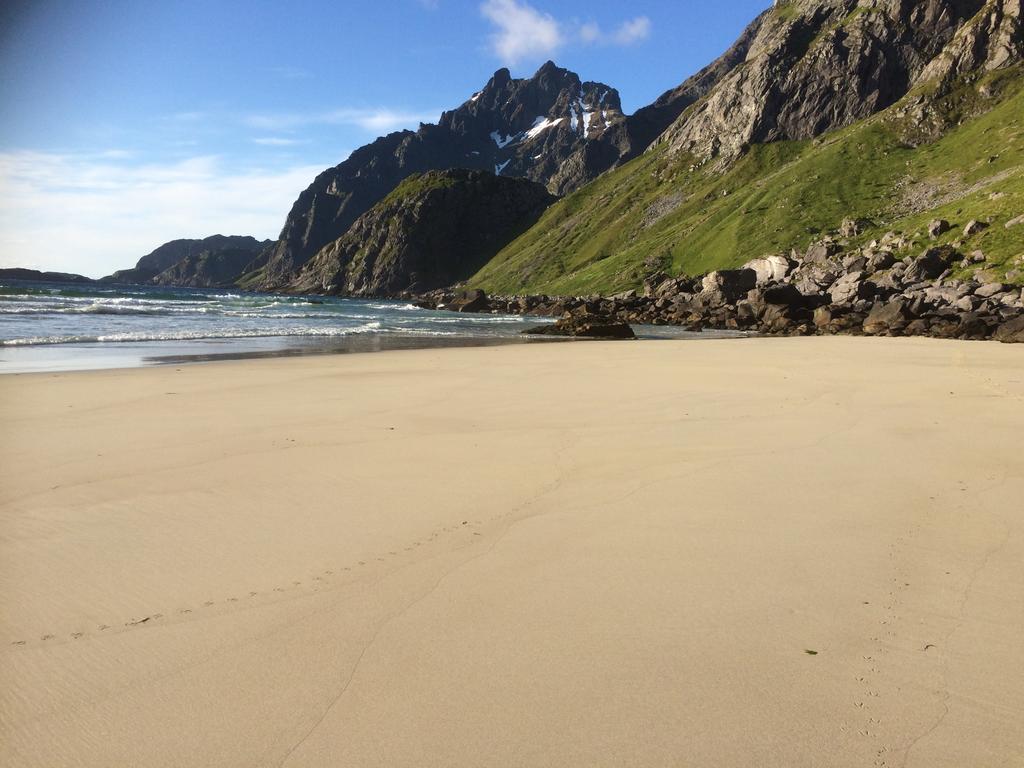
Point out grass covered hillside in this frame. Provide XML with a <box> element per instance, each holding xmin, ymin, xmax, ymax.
<box><xmin>470</xmin><ymin>67</ymin><xmax>1024</xmax><ymax>296</ymax></box>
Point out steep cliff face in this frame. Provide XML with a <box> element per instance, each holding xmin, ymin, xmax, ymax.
<box><xmin>289</xmin><ymin>170</ymin><xmax>554</xmax><ymax>296</ymax></box>
<box><xmin>658</xmin><ymin>0</ymin><xmax>999</xmax><ymax>161</ymax></box>
<box><xmin>105</xmin><ymin>235</ymin><xmax>269</xmax><ymax>284</ymax></box>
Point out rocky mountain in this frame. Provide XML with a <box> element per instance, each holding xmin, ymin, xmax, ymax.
<box><xmin>289</xmin><ymin>169</ymin><xmax>554</xmax><ymax>296</ymax></box>
<box><xmin>151</xmin><ymin>246</ymin><xmax>273</xmax><ymax>288</ymax></box>
<box><xmin>659</xmin><ymin>0</ymin><xmax>1020</xmax><ymax>161</ymax></box>
<box><xmin>247</xmin><ymin>61</ymin><xmax>701</xmax><ymax>291</ymax></box>
<box><xmin>105</xmin><ymin>235</ymin><xmax>270</xmax><ymax>284</ymax></box>
<box><xmin>473</xmin><ymin>0</ymin><xmax>1024</xmax><ymax>296</ymax></box>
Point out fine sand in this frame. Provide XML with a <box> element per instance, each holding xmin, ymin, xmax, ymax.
<box><xmin>1</xmin><ymin>337</ymin><xmax>1022</xmax><ymax>767</ymax></box>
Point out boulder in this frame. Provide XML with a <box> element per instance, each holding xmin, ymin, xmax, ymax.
<box><xmin>866</xmin><ymin>251</ymin><xmax>896</xmax><ymax>272</ymax></box>
<box><xmin>742</xmin><ymin>255</ymin><xmax>794</xmax><ymax>286</ymax></box>
<box><xmin>904</xmin><ymin>248</ymin><xmax>956</xmax><ymax>283</ymax></box>
<box><xmin>445</xmin><ymin>289</ymin><xmax>490</xmax><ymax>313</ymax></box>
<box><xmin>523</xmin><ymin>311</ymin><xmax>636</xmax><ymax>339</ymax></box>
<box><xmin>700</xmin><ymin>268</ymin><xmax>757</xmax><ymax>306</ymax></box>
<box><xmin>975</xmin><ymin>283</ymin><xmax>1007</xmax><ymax>299</ymax></box>
<box><xmin>761</xmin><ymin>284</ymin><xmax>807</xmax><ymax>307</ymax></box>
<box><xmin>928</xmin><ymin>219</ymin><xmax>950</xmax><ymax>238</ymax></box>
<box><xmin>863</xmin><ymin>300</ymin><xmax>913</xmax><ymax>335</ymax></box>
<box><xmin>1005</xmin><ymin>214</ymin><xmax>1024</xmax><ymax>229</ymax></box>
<box><xmin>828</xmin><ymin>271</ymin><xmax>865</xmax><ymax>305</ymax></box>
<box><xmin>804</xmin><ymin>242</ymin><xmax>839</xmax><ymax>264</ymax></box>
<box><xmin>956</xmin><ymin>313</ymin><xmax>995</xmax><ymax>341</ymax></box>
<box><xmin>994</xmin><ymin>315</ymin><xmax>1024</xmax><ymax>344</ymax></box>
<box><xmin>963</xmin><ymin>220</ymin><xmax>987</xmax><ymax>237</ymax></box>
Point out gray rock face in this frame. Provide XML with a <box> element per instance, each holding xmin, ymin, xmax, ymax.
<box><xmin>290</xmin><ymin>170</ymin><xmax>555</xmax><ymax>296</ymax></box>
<box><xmin>657</xmin><ymin>0</ymin><xmax>999</xmax><ymax>161</ymax></box>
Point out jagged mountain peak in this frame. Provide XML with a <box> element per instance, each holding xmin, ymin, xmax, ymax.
<box><xmin>441</xmin><ymin>61</ymin><xmax>622</xmax><ymax>146</ymax></box>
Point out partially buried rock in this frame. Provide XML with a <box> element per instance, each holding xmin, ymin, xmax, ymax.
<box><xmin>523</xmin><ymin>311</ymin><xmax>636</xmax><ymax>339</ymax></box>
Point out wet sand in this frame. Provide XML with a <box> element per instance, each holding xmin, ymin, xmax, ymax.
<box><xmin>1</xmin><ymin>337</ymin><xmax>1021</xmax><ymax>767</ymax></box>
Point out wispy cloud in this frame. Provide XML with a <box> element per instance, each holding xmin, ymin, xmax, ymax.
<box><xmin>0</xmin><ymin>151</ymin><xmax>330</xmax><ymax>277</ymax></box>
<box><xmin>479</xmin><ymin>1</ymin><xmax>651</xmax><ymax>63</ymax></box>
<box><xmin>252</xmin><ymin>137</ymin><xmax>307</xmax><ymax>147</ymax></box>
<box><xmin>480</xmin><ymin>0</ymin><xmax>563</xmax><ymax>63</ymax></box>
<box><xmin>610</xmin><ymin>17</ymin><xmax>651</xmax><ymax>45</ymax></box>
<box><xmin>244</xmin><ymin>107</ymin><xmax>439</xmax><ymax>134</ymax></box>
<box><xmin>268</xmin><ymin>65</ymin><xmax>313</xmax><ymax>80</ymax></box>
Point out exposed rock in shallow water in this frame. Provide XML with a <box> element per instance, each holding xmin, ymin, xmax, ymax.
<box><xmin>523</xmin><ymin>311</ymin><xmax>635</xmax><ymax>339</ymax></box>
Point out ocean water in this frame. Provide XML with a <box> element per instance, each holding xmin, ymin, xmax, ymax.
<box><xmin>0</xmin><ymin>280</ymin><xmax>736</xmax><ymax>373</ymax></box>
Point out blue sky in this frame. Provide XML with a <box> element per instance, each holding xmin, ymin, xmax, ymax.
<box><xmin>0</xmin><ymin>0</ymin><xmax>767</xmax><ymax>276</ymax></box>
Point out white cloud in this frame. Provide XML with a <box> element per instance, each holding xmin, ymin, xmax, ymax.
<box><xmin>612</xmin><ymin>16</ymin><xmax>651</xmax><ymax>45</ymax></box>
<box><xmin>0</xmin><ymin>151</ymin><xmax>330</xmax><ymax>278</ymax></box>
<box><xmin>244</xmin><ymin>107</ymin><xmax>439</xmax><ymax>134</ymax></box>
<box><xmin>480</xmin><ymin>0</ymin><xmax>564</xmax><ymax>63</ymax></box>
<box><xmin>478</xmin><ymin>2</ymin><xmax>651</xmax><ymax>63</ymax></box>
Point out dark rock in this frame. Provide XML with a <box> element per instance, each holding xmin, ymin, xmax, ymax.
<box><xmin>928</xmin><ymin>219</ymin><xmax>951</xmax><ymax>239</ymax></box>
<box><xmin>863</xmin><ymin>300</ymin><xmax>914</xmax><ymax>335</ymax></box>
<box><xmin>904</xmin><ymin>247</ymin><xmax>957</xmax><ymax>283</ymax></box>
<box><xmin>957</xmin><ymin>312</ymin><xmax>995</xmax><ymax>340</ymax></box>
<box><xmin>761</xmin><ymin>283</ymin><xmax>807</xmax><ymax>307</ymax></box>
<box><xmin>700</xmin><ymin>268</ymin><xmax>757</xmax><ymax>305</ymax></box>
<box><xmin>994</xmin><ymin>316</ymin><xmax>1024</xmax><ymax>343</ymax></box>
<box><xmin>446</xmin><ymin>289</ymin><xmax>491</xmax><ymax>313</ymax></box>
<box><xmin>523</xmin><ymin>311</ymin><xmax>635</xmax><ymax>339</ymax></box>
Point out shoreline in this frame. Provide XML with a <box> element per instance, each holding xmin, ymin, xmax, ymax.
<box><xmin>2</xmin><ymin>337</ymin><xmax>1022</xmax><ymax>767</ymax></box>
<box><xmin>0</xmin><ymin>325</ymin><xmax>743</xmax><ymax>375</ymax></box>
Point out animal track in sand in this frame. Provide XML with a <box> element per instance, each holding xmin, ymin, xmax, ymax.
<box><xmin>7</xmin><ymin>517</ymin><xmax>488</xmax><ymax>651</ymax></box>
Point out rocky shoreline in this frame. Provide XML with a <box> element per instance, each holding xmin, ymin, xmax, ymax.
<box><xmin>411</xmin><ymin>231</ymin><xmax>1024</xmax><ymax>344</ymax></box>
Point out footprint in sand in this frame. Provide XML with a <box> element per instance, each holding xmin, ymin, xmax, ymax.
<box><xmin>71</xmin><ymin>632</ymin><xmax>83</xmax><ymax>640</ymax></box>
<box><xmin>11</xmin><ymin>640</ymin><xmax>26</xmax><ymax>646</ymax></box>
<box><xmin>41</xmin><ymin>634</ymin><xmax>54</xmax><ymax>641</ymax></box>
<box><xmin>203</xmin><ymin>601</ymin><xmax>215</xmax><ymax>606</ymax></box>
<box><xmin>249</xmin><ymin>592</ymin><xmax>258</xmax><ymax>597</ymax></box>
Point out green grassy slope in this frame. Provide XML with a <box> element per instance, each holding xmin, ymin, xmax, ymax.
<box><xmin>471</xmin><ymin>68</ymin><xmax>1024</xmax><ymax>295</ymax></box>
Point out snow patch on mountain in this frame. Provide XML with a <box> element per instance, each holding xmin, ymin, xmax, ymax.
<box><xmin>524</xmin><ymin>116</ymin><xmax>564</xmax><ymax>141</ymax></box>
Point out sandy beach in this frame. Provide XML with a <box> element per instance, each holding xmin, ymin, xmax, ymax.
<box><xmin>1</xmin><ymin>337</ymin><xmax>1021</xmax><ymax>767</ymax></box>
